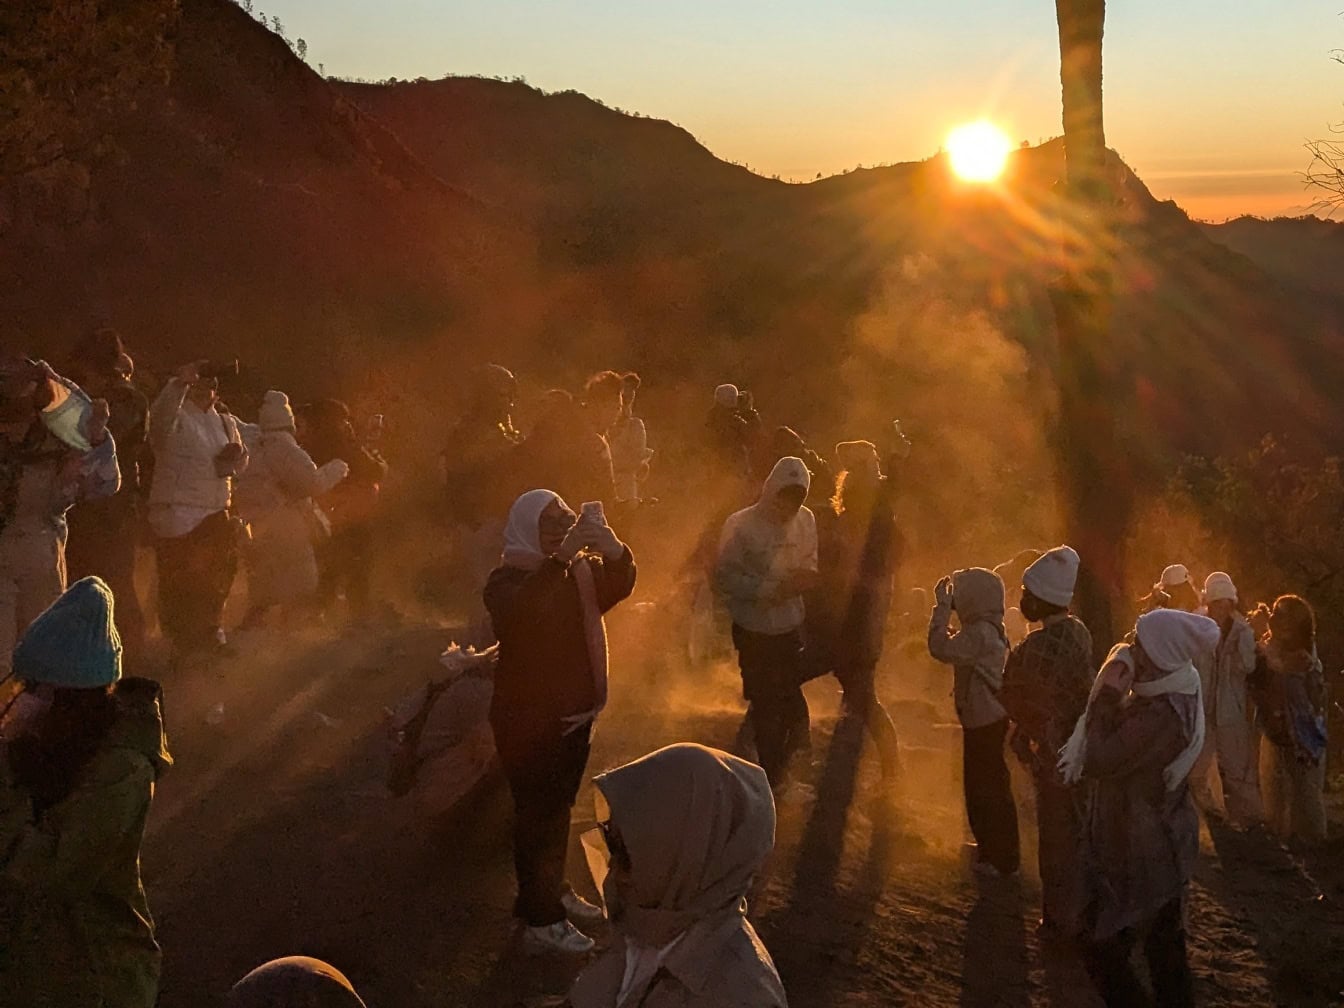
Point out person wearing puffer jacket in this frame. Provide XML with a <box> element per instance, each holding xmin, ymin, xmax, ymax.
<box><xmin>234</xmin><ymin>391</ymin><xmax>348</xmax><ymax>625</ymax></box>
<box><xmin>0</xmin><ymin>577</ymin><xmax>172</xmax><ymax>1008</ymax></box>
<box><xmin>927</xmin><ymin>566</ymin><xmax>1019</xmax><ymax>878</ymax></box>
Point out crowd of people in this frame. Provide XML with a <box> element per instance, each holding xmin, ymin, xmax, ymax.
<box><xmin>0</xmin><ymin>338</ymin><xmax>1334</xmax><ymax>1006</ymax></box>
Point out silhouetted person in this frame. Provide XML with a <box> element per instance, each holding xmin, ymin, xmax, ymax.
<box><xmin>64</xmin><ymin>330</ymin><xmax>149</xmax><ymax>660</ymax></box>
<box><xmin>715</xmin><ymin>458</ymin><xmax>817</xmax><ymax>792</ymax></box>
<box><xmin>485</xmin><ymin>489</ymin><xmax>636</xmax><ymax>955</ymax></box>
<box><xmin>515</xmin><ymin>388</ymin><xmax>613</xmax><ymax>510</ymax></box>
<box><xmin>607</xmin><ymin>372</ymin><xmax>653</xmax><ymax>503</ymax></box>
<box><xmin>1059</xmin><ymin>609</ymin><xmax>1216</xmax><ymax>1008</ymax></box>
<box><xmin>705</xmin><ymin>384</ymin><xmax>751</xmax><ymax>497</ymax></box>
<box><xmin>769</xmin><ymin>425</ymin><xmax>835</xmax><ymax>514</ymax></box>
<box><xmin>1001</xmin><ymin>545</ymin><xmax>1092</xmax><ymax>940</ymax></box>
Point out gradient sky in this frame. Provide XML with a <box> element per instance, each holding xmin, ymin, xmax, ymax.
<box><xmin>256</xmin><ymin>0</ymin><xmax>1341</xmax><ymax>220</ymax></box>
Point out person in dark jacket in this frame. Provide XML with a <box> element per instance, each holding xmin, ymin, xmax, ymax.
<box><xmin>300</xmin><ymin>399</ymin><xmax>388</xmax><ymax>624</ymax></box>
<box><xmin>64</xmin><ymin>331</ymin><xmax>149</xmax><ymax>660</ymax></box>
<box><xmin>770</xmin><ymin>426</ymin><xmax>836</xmax><ymax>515</ymax></box>
<box><xmin>0</xmin><ymin>577</ymin><xmax>171</xmax><ymax>1008</ymax></box>
<box><xmin>484</xmin><ymin>488</ymin><xmax>637</xmax><ymax>956</ymax></box>
<box><xmin>807</xmin><ymin>440</ymin><xmax>903</xmax><ymax>780</ymax></box>
<box><xmin>1058</xmin><ymin>608</ymin><xmax>1217</xmax><ymax>1008</ymax></box>
<box><xmin>1001</xmin><ymin>545</ymin><xmax>1093</xmax><ymax>941</ymax></box>
<box><xmin>514</xmin><ymin>390</ymin><xmax>614</xmax><ymax>513</ymax></box>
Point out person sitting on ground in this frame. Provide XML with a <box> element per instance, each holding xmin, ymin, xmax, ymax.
<box><xmin>485</xmin><ymin>489</ymin><xmax>637</xmax><ymax>955</ymax></box>
<box><xmin>1251</xmin><ymin>594</ymin><xmax>1327</xmax><ymax>843</ymax></box>
<box><xmin>927</xmin><ymin>566</ymin><xmax>1019</xmax><ymax>879</ymax></box>
<box><xmin>0</xmin><ymin>577</ymin><xmax>172</xmax><ymax>1008</ymax></box>
<box><xmin>715</xmin><ymin>458</ymin><xmax>818</xmax><ymax>793</ymax></box>
<box><xmin>806</xmin><ymin>439</ymin><xmax>904</xmax><ymax>780</ymax></box>
<box><xmin>0</xmin><ymin>352</ymin><xmax>119</xmax><ymax>684</ymax></box>
<box><xmin>227</xmin><ymin>956</ymin><xmax>367</xmax><ymax>1007</ymax></box>
<box><xmin>569</xmin><ymin>743</ymin><xmax>787</xmax><ymax>1008</ymax></box>
<box><xmin>234</xmin><ymin>391</ymin><xmax>348</xmax><ymax>628</ymax></box>
<box><xmin>147</xmin><ymin>359</ymin><xmax>248</xmax><ymax>663</ymax></box>
<box><xmin>1059</xmin><ymin>608</ymin><xmax>1218</xmax><ymax>1008</ymax></box>
<box><xmin>1001</xmin><ymin>546</ymin><xmax>1092</xmax><ymax>940</ymax></box>
<box><xmin>1190</xmin><ymin>571</ymin><xmax>1263</xmax><ymax>827</ymax></box>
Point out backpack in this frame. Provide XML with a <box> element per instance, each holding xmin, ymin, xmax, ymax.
<box><xmin>385</xmin><ymin>642</ymin><xmax>498</xmax><ymax>796</ymax></box>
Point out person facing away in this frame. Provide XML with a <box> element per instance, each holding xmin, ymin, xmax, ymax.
<box><xmin>715</xmin><ymin>458</ymin><xmax>818</xmax><ymax>792</ymax></box>
<box><xmin>807</xmin><ymin>439</ymin><xmax>904</xmax><ymax>779</ymax></box>
<box><xmin>63</xmin><ymin>330</ymin><xmax>149</xmax><ymax>660</ymax></box>
<box><xmin>569</xmin><ymin>743</ymin><xmax>787</xmax><ymax>1008</ymax></box>
<box><xmin>1251</xmin><ymin>593</ymin><xmax>1327</xmax><ymax>843</ymax></box>
<box><xmin>484</xmin><ymin>489</ymin><xmax>637</xmax><ymax>955</ymax></box>
<box><xmin>233</xmin><ymin>391</ymin><xmax>349</xmax><ymax>626</ymax></box>
<box><xmin>927</xmin><ymin>567</ymin><xmax>1019</xmax><ymax>878</ymax></box>
<box><xmin>768</xmin><ymin>426</ymin><xmax>835</xmax><ymax>515</ymax></box>
<box><xmin>1000</xmin><ymin>545</ymin><xmax>1093</xmax><ymax>939</ymax></box>
<box><xmin>0</xmin><ymin>353</ymin><xmax>120</xmax><ymax>685</ymax></box>
<box><xmin>147</xmin><ymin>359</ymin><xmax>248</xmax><ymax>660</ymax></box>
<box><xmin>1190</xmin><ymin>571</ymin><xmax>1263</xmax><ymax>827</ymax></box>
<box><xmin>607</xmin><ymin>372</ymin><xmax>654</xmax><ymax>504</ymax></box>
<box><xmin>1057</xmin><ymin>608</ymin><xmax>1217</xmax><ymax>1008</ymax></box>
<box><xmin>227</xmin><ymin>956</ymin><xmax>367</xmax><ymax>1007</ymax></box>
<box><xmin>0</xmin><ymin>577</ymin><xmax>172</xmax><ymax>1008</ymax></box>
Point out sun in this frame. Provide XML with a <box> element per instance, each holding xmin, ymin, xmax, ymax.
<box><xmin>946</xmin><ymin>121</ymin><xmax>1013</xmax><ymax>183</ymax></box>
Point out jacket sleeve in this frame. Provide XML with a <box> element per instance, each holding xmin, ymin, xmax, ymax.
<box><xmin>799</xmin><ymin>508</ymin><xmax>818</xmax><ymax>574</ymax></box>
<box><xmin>272</xmin><ymin>441</ymin><xmax>345</xmax><ymax>500</ymax></box>
<box><xmin>927</xmin><ymin>605</ymin><xmax>993</xmax><ymax>666</ymax></box>
<box><xmin>148</xmin><ymin>378</ymin><xmax>190</xmax><ymax>452</ymax></box>
<box><xmin>75</xmin><ymin>433</ymin><xmax>121</xmax><ymax>501</ymax></box>
<box><xmin>1</xmin><ymin>757</ymin><xmax>153</xmax><ymax>899</ymax></box>
<box><xmin>1082</xmin><ymin>687</ymin><xmax>1186</xmax><ymax>780</ymax></box>
<box><xmin>592</xmin><ymin>548</ymin><xmax>637</xmax><ymax>613</ymax></box>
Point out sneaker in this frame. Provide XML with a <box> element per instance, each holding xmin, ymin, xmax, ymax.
<box><xmin>520</xmin><ymin>920</ymin><xmax>595</xmax><ymax>956</ymax></box>
<box><xmin>561</xmin><ymin>888</ymin><xmax>607</xmax><ymax>926</ymax></box>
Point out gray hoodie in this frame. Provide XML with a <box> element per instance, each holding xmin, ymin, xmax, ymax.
<box><xmin>927</xmin><ymin>567</ymin><xmax>1009</xmax><ymax>729</ymax></box>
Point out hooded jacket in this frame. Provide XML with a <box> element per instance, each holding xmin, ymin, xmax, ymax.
<box><xmin>147</xmin><ymin>377</ymin><xmax>247</xmax><ymax>538</ymax></box>
<box><xmin>927</xmin><ymin>568</ymin><xmax>1009</xmax><ymax>729</ymax></box>
<box><xmin>0</xmin><ymin>677</ymin><xmax>172</xmax><ymax>1008</ymax></box>
<box><xmin>714</xmin><ymin>459</ymin><xmax>817</xmax><ymax>636</ymax></box>
<box><xmin>569</xmin><ymin>744</ymin><xmax>787</xmax><ymax>1008</ymax></box>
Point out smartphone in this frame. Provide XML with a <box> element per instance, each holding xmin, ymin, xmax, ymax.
<box><xmin>580</xmin><ymin>501</ymin><xmax>606</xmax><ymax>526</ymax></box>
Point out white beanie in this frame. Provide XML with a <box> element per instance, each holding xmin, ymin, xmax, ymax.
<box><xmin>1135</xmin><ymin>608</ymin><xmax>1220</xmax><ymax>672</ymax></box>
<box><xmin>1022</xmin><ymin>545</ymin><xmax>1080</xmax><ymax>607</ymax></box>
<box><xmin>259</xmin><ymin>390</ymin><xmax>295</xmax><ymax>432</ymax></box>
<box><xmin>1203</xmin><ymin>571</ymin><xmax>1238</xmax><ymax>604</ymax></box>
<box><xmin>714</xmin><ymin>384</ymin><xmax>739</xmax><ymax>408</ymax></box>
<box><xmin>1157</xmin><ymin>563</ymin><xmax>1191</xmax><ymax>590</ymax></box>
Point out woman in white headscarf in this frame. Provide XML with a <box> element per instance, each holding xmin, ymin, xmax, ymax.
<box><xmin>1059</xmin><ymin>608</ymin><xmax>1218</xmax><ymax>1008</ymax></box>
<box><xmin>570</xmin><ymin>743</ymin><xmax>787</xmax><ymax>1008</ymax></box>
<box><xmin>484</xmin><ymin>489</ymin><xmax>637</xmax><ymax>956</ymax></box>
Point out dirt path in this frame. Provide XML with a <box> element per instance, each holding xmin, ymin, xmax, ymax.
<box><xmin>143</xmin><ymin>620</ymin><xmax>1344</xmax><ymax>1007</ymax></box>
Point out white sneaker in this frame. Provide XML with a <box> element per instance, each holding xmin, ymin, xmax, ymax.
<box><xmin>521</xmin><ymin>920</ymin><xmax>595</xmax><ymax>956</ymax></box>
<box><xmin>561</xmin><ymin>888</ymin><xmax>607</xmax><ymax>925</ymax></box>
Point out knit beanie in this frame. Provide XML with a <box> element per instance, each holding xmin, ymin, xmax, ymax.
<box><xmin>259</xmin><ymin>390</ymin><xmax>295</xmax><ymax>432</ymax></box>
<box><xmin>714</xmin><ymin>384</ymin><xmax>739</xmax><ymax>408</ymax></box>
<box><xmin>1022</xmin><ymin>545</ymin><xmax>1080</xmax><ymax>608</ymax></box>
<box><xmin>1203</xmin><ymin>571</ymin><xmax>1238</xmax><ymax>604</ymax></box>
<box><xmin>13</xmin><ymin>577</ymin><xmax>122</xmax><ymax>688</ymax></box>
<box><xmin>1157</xmin><ymin>563</ymin><xmax>1191</xmax><ymax>590</ymax></box>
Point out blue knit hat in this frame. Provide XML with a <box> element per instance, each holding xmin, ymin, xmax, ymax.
<box><xmin>13</xmin><ymin>577</ymin><xmax>123</xmax><ymax>688</ymax></box>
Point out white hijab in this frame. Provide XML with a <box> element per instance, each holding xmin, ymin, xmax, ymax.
<box><xmin>501</xmin><ymin>489</ymin><xmax>567</xmax><ymax>570</ymax></box>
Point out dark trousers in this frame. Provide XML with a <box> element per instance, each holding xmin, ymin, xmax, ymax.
<box><xmin>1084</xmin><ymin>896</ymin><xmax>1194</xmax><ymax>1008</ymax></box>
<box><xmin>65</xmin><ymin>506</ymin><xmax>145</xmax><ymax>660</ymax></box>
<box><xmin>319</xmin><ymin>523</ymin><xmax>373</xmax><ymax>615</ymax></box>
<box><xmin>154</xmin><ymin>511</ymin><xmax>238</xmax><ymax>655</ymax></box>
<box><xmin>733</xmin><ymin>624</ymin><xmax>810</xmax><ymax>788</ymax></box>
<box><xmin>1036</xmin><ymin>773</ymin><xmax>1088</xmax><ymax>935</ymax></box>
<box><xmin>963</xmin><ymin>719</ymin><xmax>1020</xmax><ymax>874</ymax></box>
<box><xmin>496</xmin><ymin>723</ymin><xmax>592</xmax><ymax>927</ymax></box>
<box><xmin>837</xmin><ymin>660</ymin><xmax>902</xmax><ymax>778</ymax></box>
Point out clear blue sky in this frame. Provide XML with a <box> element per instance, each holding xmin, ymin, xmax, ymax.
<box><xmin>255</xmin><ymin>0</ymin><xmax>1341</xmax><ymax>219</ymax></box>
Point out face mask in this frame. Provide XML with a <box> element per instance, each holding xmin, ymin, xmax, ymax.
<box><xmin>0</xmin><ymin>687</ymin><xmax>51</xmax><ymax>741</ymax></box>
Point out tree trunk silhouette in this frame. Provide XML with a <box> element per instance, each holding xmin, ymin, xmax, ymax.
<box><xmin>1051</xmin><ymin>0</ymin><xmax>1127</xmax><ymax>660</ymax></box>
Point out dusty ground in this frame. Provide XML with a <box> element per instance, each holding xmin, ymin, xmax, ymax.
<box><xmin>141</xmin><ymin>610</ymin><xmax>1344</xmax><ymax>1007</ymax></box>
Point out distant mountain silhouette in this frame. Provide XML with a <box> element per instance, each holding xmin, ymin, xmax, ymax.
<box><xmin>1202</xmin><ymin>215</ymin><xmax>1344</xmax><ymax>298</ymax></box>
<box><xmin>2</xmin><ymin>0</ymin><xmax>1341</xmax><ymax>474</ymax></box>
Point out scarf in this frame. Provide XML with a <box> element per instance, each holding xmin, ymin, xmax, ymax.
<box><xmin>1058</xmin><ymin>643</ymin><xmax>1206</xmax><ymax>791</ymax></box>
<box><xmin>501</xmin><ymin>488</ymin><xmax>609</xmax><ymax>733</ymax></box>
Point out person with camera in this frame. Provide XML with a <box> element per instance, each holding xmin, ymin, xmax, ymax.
<box><xmin>146</xmin><ymin>360</ymin><xmax>248</xmax><ymax>664</ymax></box>
<box><xmin>0</xmin><ymin>352</ymin><xmax>119</xmax><ymax>684</ymax></box>
<box><xmin>484</xmin><ymin>490</ymin><xmax>636</xmax><ymax>956</ymax></box>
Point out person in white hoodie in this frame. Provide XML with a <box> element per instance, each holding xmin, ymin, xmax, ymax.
<box><xmin>147</xmin><ymin>361</ymin><xmax>248</xmax><ymax>660</ymax></box>
<box><xmin>1189</xmin><ymin>571</ymin><xmax>1263</xmax><ymax>826</ymax></box>
<box><xmin>928</xmin><ymin>566</ymin><xmax>1019</xmax><ymax>878</ymax></box>
<box><xmin>715</xmin><ymin>457</ymin><xmax>818</xmax><ymax>791</ymax></box>
<box><xmin>234</xmin><ymin>391</ymin><xmax>348</xmax><ymax>625</ymax></box>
